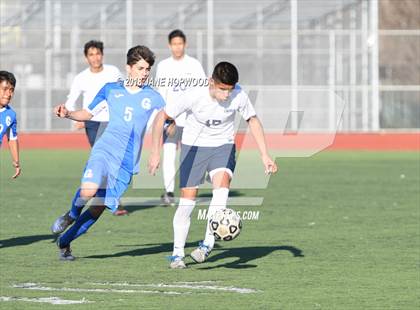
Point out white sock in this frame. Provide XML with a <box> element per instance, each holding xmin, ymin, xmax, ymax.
<box><xmin>172</xmin><ymin>198</ymin><xmax>196</xmax><ymax>257</ymax></box>
<box><xmin>203</xmin><ymin>188</ymin><xmax>229</xmax><ymax>250</ymax></box>
<box><xmin>163</xmin><ymin>143</ymin><xmax>177</xmax><ymax>193</ymax></box>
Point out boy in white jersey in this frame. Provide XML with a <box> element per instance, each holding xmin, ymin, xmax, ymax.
<box><xmin>149</xmin><ymin>62</ymin><xmax>278</xmax><ymax>268</ymax></box>
<box><xmin>155</xmin><ymin>29</ymin><xmax>206</xmax><ymax>206</ymax></box>
<box><xmin>65</xmin><ymin>40</ymin><xmax>122</xmax><ymax>147</ymax></box>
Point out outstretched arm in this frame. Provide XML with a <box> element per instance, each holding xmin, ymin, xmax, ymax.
<box><xmin>247</xmin><ymin>116</ymin><xmax>278</xmax><ymax>174</ymax></box>
<box><xmin>64</xmin><ymin>76</ymin><xmax>86</xmax><ymax>130</ymax></box>
<box><xmin>148</xmin><ymin>110</ymin><xmax>171</xmax><ymax>175</ymax></box>
<box><xmin>54</xmin><ymin>104</ymin><xmax>93</xmax><ymax>121</ymax></box>
<box><xmin>8</xmin><ymin>139</ymin><xmax>21</xmax><ymax>179</ymax></box>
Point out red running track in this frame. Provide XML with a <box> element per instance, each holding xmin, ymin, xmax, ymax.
<box><xmin>2</xmin><ymin>132</ymin><xmax>419</xmax><ymax>151</ymax></box>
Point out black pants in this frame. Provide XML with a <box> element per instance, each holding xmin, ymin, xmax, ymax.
<box><xmin>84</xmin><ymin>121</ymin><xmax>108</xmax><ymax>147</ymax></box>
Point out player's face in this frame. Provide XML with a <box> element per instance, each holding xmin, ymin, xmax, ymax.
<box><xmin>209</xmin><ymin>79</ymin><xmax>234</xmax><ymax>102</ymax></box>
<box><xmin>85</xmin><ymin>47</ymin><xmax>103</xmax><ymax>71</ymax></box>
<box><xmin>126</xmin><ymin>58</ymin><xmax>151</xmax><ymax>86</ymax></box>
<box><xmin>169</xmin><ymin>37</ymin><xmax>186</xmax><ymax>59</ymax></box>
<box><xmin>0</xmin><ymin>81</ymin><xmax>14</xmax><ymax>107</ymax></box>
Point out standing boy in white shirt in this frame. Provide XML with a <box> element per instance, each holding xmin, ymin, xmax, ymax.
<box><xmin>155</xmin><ymin>30</ymin><xmax>206</xmax><ymax>206</ymax></box>
<box><xmin>65</xmin><ymin>40</ymin><xmax>122</xmax><ymax>147</ymax></box>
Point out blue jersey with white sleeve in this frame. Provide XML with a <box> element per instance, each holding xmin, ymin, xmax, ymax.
<box><xmin>86</xmin><ymin>81</ymin><xmax>165</xmax><ymax>178</ymax></box>
<box><xmin>0</xmin><ymin>105</ymin><xmax>17</xmax><ymax>146</ymax></box>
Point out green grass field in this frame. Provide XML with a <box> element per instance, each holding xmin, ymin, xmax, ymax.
<box><xmin>0</xmin><ymin>150</ymin><xmax>419</xmax><ymax>309</ymax></box>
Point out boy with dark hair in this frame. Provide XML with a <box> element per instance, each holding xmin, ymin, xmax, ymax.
<box><xmin>149</xmin><ymin>61</ymin><xmax>278</xmax><ymax>268</ymax></box>
<box><xmin>65</xmin><ymin>39</ymin><xmax>122</xmax><ymax>147</ymax></box>
<box><xmin>0</xmin><ymin>71</ymin><xmax>21</xmax><ymax>179</ymax></box>
<box><xmin>155</xmin><ymin>29</ymin><xmax>206</xmax><ymax>206</ymax></box>
<box><xmin>51</xmin><ymin>45</ymin><xmax>165</xmax><ymax>260</ymax></box>
<box><xmin>83</xmin><ymin>40</ymin><xmax>104</xmax><ymax>56</ymax></box>
<box><xmin>168</xmin><ymin>29</ymin><xmax>186</xmax><ymax>42</ymax></box>
<box><xmin>127</xmin><ymin>45</ymin><xmax>155</xmax><ymax>66</ymax></box>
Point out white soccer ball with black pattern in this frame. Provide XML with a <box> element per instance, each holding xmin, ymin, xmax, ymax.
<box><xmin>209</xmin><ymin>208</ymin><xmax>242</xmax><ymax>241</ymax></box>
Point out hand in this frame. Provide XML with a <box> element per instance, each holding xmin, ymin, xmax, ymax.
<box><xmin>148</xmin><ymin>152</ymin><xmax>161</xmax><ymax>176</ymax></box>
<box><xmin>165</xmin><ymin>122</ymin><xmax>176</xmax><ymax>137</ymax></box>
<box><xmin>11</xmin><ymin>162</ymin><xmax>21</xmax><ymax>179</ymax></box>
<box><xmin>261</xmin><ymin>154</ymin><xmax>278</xmax><ymax>175</ymax></box>
<box><xmin>74</xmin><ymin>121</ymin><xmax>85</xmax><ymax>130</ymax></box>
<box><xmin>54</xmin><ymin>104</ymin><xmax>69</xmax><ymax>118</ymax></box>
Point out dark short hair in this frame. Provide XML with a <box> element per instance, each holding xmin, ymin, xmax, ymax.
<box><xmin>212</xmin><ymin>62</ymin><xmax>239</xmax><ymax>86</ymax></box>
<box><xmin>126</xmin><ymin>45</ymin><xmax>155</xmax><ymax>67</ymax></box>
<box><xmin>168</xmin><ymin>29</ymin><xmax>186</xmax><ymax>43</ymax></box>
<box><xmin>0</xmin><ymin>71</ymin><xmax>16</xmax><ymax>88</ymax></box>
<box><xmin>84</xmin><ymin>40</ymin><xmax>104</xmax><ymax>56</ymax></box>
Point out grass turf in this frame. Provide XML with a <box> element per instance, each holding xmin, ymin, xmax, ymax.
<box><xmin>0</xmin><ymin>150</ymin><xmax>419</xmax><ymax>309</ymax></box>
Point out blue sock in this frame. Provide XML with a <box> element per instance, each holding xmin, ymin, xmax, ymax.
<box><xmin>69</xmin><ymin>188</ymin><xmax>88</xmax><ymax>219</ymax></box>
<box><xmin>59</xmin><ymin>209</ymin><xmax>98</xmax><ymax>248</ymax></box>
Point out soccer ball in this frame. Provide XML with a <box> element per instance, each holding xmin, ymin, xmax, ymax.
<box><xmin>209</xmin><ymin>208</ymin><xmax>242</xmax><ymax>241</ymax></box>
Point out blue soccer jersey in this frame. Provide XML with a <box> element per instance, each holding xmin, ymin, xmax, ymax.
<box><xmin>0</xmin><ymin>105</ymin><xmax>17</xmax><ymax>146</ymax></box>
<box><xmin>85</xmin><ymin>82</ymin><xmax>165</xmax><ymax>178</ymax></box>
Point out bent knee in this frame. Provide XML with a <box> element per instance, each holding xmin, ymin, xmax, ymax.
<box><xmin>80</xmin><ymin>188</ymin><xmax>97</xmax><ymax>200</ymax></box>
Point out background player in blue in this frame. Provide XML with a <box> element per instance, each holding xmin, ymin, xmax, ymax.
<box><xmin>0</xmin><ymin>71</ymin><xmax>21</xmax><ymax>179</ymax></box>
<box><xmin>50</xmin><ymin>45</ymin><xmax>165</xmax><ymax>260</ymax></box>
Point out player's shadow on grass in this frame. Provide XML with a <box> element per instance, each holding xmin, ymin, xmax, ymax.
<box><xmin>84</xmin><ymin>243</ymin><xmax>303</xmax><ymax>269</ymax></box>
<box><xmin>197</xmin><ymin>190</ymin><xmax>244</xmax><ymax>198</ymax></box>
<box><xmin>0</xmin><ymin>234</ymin><xmax>55</xmax><ymax>249</ymax></box>
<box><xmin>121</xmin><ymin>200</ymin><xmax>167</xmax><ymax>214</ymax></box>
<box><xmin>194</xmin><ymin>246</ymin><xmax>304</xmax><ymax>270</ymax></box>
<box><xmin>84</xmin><ymin>241</ymin><xmax>203</xmax><ymax>259</ymax></box>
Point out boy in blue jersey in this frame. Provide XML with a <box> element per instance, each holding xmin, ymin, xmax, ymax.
<box><xmin>0</xmin><ymin>71</ymin><xmax>21</xmax><ymax>179</ymax></box>
<box><xmin>50</xmin><ymin>46</ymin><xmax>165</xmax><ymax>260</ymax></box>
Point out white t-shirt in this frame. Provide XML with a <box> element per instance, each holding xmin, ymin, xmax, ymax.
<box><xmin>65</xmin><ymin>64</ymin><xmax>122</xmax><ymax>122</ymax></box>
<box><xmin>155</xmin><ymin>54</ymin><xmax>206</xmax><ymax>127</ymax></box>
<box><xmin>165</xmin><ymin>84</ymin><xmax>256</xmax><ymax>147</ymax></box>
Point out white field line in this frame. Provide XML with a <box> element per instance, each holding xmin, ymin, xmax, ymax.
<box><xmin>0</xmin><ymin>296</ymin><xmax>92</xmax><ymax>305</ymax></box>
<box><xmin>90</xmin><ymin>281</ymin><xmax>259</xmax><ymax>294</ymax></box>
<box><xmin>13</xmin><ymin>283</ymin><xmax>186</xmax><ymax>295</ymax></box>
<box><xmin>177</xmin><ymin>281</ymin><xmax>217</xmax><ymax>284</ymax></box>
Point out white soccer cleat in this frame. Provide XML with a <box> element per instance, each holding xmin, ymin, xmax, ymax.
<box><xmin>190</xmin><ymin>241</ymin><xmax>211</xmax><ymax>263</ymax></box>
<box><xmin>169</xmin><ymin>256</ymin><xmax>187</xmax><ymax>269</ymax></box>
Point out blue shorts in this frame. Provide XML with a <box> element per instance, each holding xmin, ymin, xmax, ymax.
<box><xmin>81</xmin><ymin>159</ymin><xmax>132</xmax><ymax>213</ymax></box>
<box><xmin>179</xmin><ymin>143</ymin><xmax>236</xmax><ymax>188</ymax></box>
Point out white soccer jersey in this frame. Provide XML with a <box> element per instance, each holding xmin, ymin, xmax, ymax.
<box><xmin>165</xmin><ymin>84</ymin><xmax>256</xmax><ymax>147</ymax></box>
<box><xmin>155</xmin><ymin>54</ymin><xmax>206</xmax><ymax>127</ymax></box>
<box><xmin>65</xmin><ymin>64</ymin><xmax>122</xmax><ymax>122</ymax></box>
